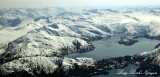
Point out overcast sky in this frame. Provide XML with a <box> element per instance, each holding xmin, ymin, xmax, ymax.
<box><xmin>0</xmin><ymin>0</ymin><xmax>160</xmax><ymax>8</ymax></box>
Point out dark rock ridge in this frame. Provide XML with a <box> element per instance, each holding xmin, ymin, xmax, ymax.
<box><xmin>118</xmin><ymin>37</ymin><xmax>138</xmax><ymax>46</ymax></box>
<box><xmin>136</xmin><ymin>63</ymin><xmax>160</xmax><ymax>77</ymax></box>
<box><xmin>136</xmin><ymin>62</ymin><xmax>160</xmax><ymax>76</ymax></box>
<box><xmin>0</xmin><ymin>17</ymin><xmax>21</xmax><ymax>27</ymax></box>
<box><xmin>134</xmin><ymin>47</ymin><xmax>160</xmax><ymax>77</ymax></box>
<box><xmin>105</xmin><ymin>9</ymin><xmax>119</xmax><ymax>13</ymax></box>
<box><xmin>135</xmin><ymin>56</ymin><xmax>160</xmax><ymax>76</ymax></box>
<box><xmin>155</xmin><ymin>43</ymin><xmax>160</xmax><ymax>49</ymax></box>
<box><xmin>0</xmin><ymin>63</ymin><xmax>108</xmax><ymax>77</ymax></box>
<box><xmin>145</xmin><ymin>35</ymin><xmax>160</xmax><ymax>40</ymax></box>
<box><xmin>49</xmin><ymin>24</ymin><xmax>59</xmax><ymax>29</ymax></box>
<box><xmin>0</xmin><ymin>57</ymin><xmax>107</xmax><ymax>77</ymax></box>
<box><xmin>34</xmin><ymin>16</ymin><xmax>51</xmax><ymax>23</ymax></box>
<box><xmin>92</xmin><ymin>53</ymin><xmax>160</xmax><ymax>77</ymax></box>
<box><xmin>0</xmin><ymin>39</ymin><xmax>95</xmax><ymax>64</ymax></box>
<box><xmin>81</xmin><ymin>35</ymin><xmax>103</xmax><ymax>42</ymax></box>
<box><xmin>1</xmin><ymin>52</ymin><xmax>159</xmax><ymax>77</ymax></box>
<box><xmin>0</xmin><ymin>55</ymin><xmax>142</xmax><ymax>77</ymax></box>
<box><xmin>60</xmin><ymin>42</ymin><xmax>95</xmax><ymax>56</ymax></box>
<box><xmin>95</xmin><ymin>56</ymin><xmax>135</xmax><ymax>71</ymax></box>
<box><xmin>88</xmin><ymin>9</ymin><xmax>99</xmax><ymax>13</ymax></box>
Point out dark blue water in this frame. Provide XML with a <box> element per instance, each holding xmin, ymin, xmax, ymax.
<box><xmin>92</xmin><ymin>64</ymin><xmax>151</xmax><ymax>77</ymax></box>
<box><xmin>67</xmin><ymin>36</ymin><xmax>159</xmax><ymax>77</ymax></box>
<box><xmin>68</xmin><ymin>36</ymin><xmax>159</xmax><ymax>60</ymax></box>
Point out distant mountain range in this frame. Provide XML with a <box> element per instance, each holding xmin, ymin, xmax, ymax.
<box><xmin>0</xmin><ymin>7</ymin><xmax>160</xmax><ymax>77</ymax></box>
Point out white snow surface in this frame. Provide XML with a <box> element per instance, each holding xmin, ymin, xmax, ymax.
<box><xmin>0</xmin><ymin>7</ymin><xmax>160</xmax><ymax>74</ymax></box>
<box><xmin>136</xmin><ymin>47</ymin><xmax>160</xmax><ymax>66</ymax></box>
<box><xmin>0</xmin><ymin>8</ymin><xmax>160</xmax><ymax>44</ymax></box>
<box><xmin>2</xmin><ymin>27</ymin><xmax>92</xmax><ymax>59</ymax></box>
<box><xmin>0</xmin><ymin>56</ymin><xmax>95</xmax><ymax>74</ymax></box>
<box><xmin>136</xmin><ymin>47</ymin><xmax>160</xmax><ymax>58</ymax></box>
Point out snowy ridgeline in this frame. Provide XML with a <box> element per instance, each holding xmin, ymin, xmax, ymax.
<box><xmin>0</xmin><ymin>8</ymin><xmax>160</xmax><ymax>37</ymax></box>
<box><xmin>0</xmin><ymin>7</ymin><xmax>160</xmax><ymax>76</ymax></box>
<box><xmin>133</xmin><ymin>47</ymin><xmax>160</xmax><ymax>76</ymax></box>
<box><xmin>0</xmin><ymin>15</ymin><xmax>96</xmax><ymax>75</ymax></box>
<box><xmin>0</xmin><ymin>56</ymin><xmax>95</xmax><ymax>75</ymax></box>
<box><xmin>135</xmin><ymin>47</ymin><xmax>160</xmax><ymax>63</ymax></box>
<box><xmin>1</xmin><ymin>26</ymin><xmax>95</xmax><ymax>60</ymax></box>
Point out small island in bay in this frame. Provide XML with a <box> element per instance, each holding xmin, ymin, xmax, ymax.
<box><xmin>118</xmin><ymin>36</ymin><xmax>138</xmax><ymax>46</ymax></box>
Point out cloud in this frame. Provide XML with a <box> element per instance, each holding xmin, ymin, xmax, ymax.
<box><xmin>54</xmin><ymin>0</ymin><xmax>160</xmax><ymax>8</ymax></box>
<box><xmin>0</xmin><ymin>0</ymin><xmax>54</xmax><ymax>8</ymax></box>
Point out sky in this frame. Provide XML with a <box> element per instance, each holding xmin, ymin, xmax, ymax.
<box><xmin>0</xmin><ymin>0</ymin><xmax>160</xmax><ymax>8</ymax></box>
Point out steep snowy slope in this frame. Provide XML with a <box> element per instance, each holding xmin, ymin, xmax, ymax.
<box><xmin>136</xmin><ymin>47</ymin><xmax>160</xmax><ymax>58</ymax></box>
<box><xmin>0</xmin><ymin>7</ymin><xmax>160</xmax><ymax>77</ymax></box>
<box><xmin>0</xmin><ymin>56</ymin><xmax>95</xmax><ymax>75</ymax></box>
<box><xmin>1</xmin><ymin>27</ymin><xmax>94</xmax><ymax>60</ymax></box>
<box><xmin>1</xmin><ymin>8</ymin><xmax>160</xmax><ymax>41</ymax></box>
<box><xmin>135</xmin><ymin>47</ymin><xmax>160</xmax><ymax>76</ymax></box>
<box><xmin>0</xmin><ymin>21</ymin><xmax>43</xmax><ymax>43</ymax></box>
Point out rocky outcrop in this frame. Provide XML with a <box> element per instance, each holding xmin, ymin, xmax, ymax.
<box><xmin>0</xmin><ymin>23</ymin><xmax>97</xmax><ymax>77</ymax></box>
<box><xmin>0</xmin><ymin>55</ymin><xmax>139</xmax><ymax>77</ymax></box>
<box><xmin>1</xmin><ymin>34</ymin><xmax>94</xmax><ymax>62</ymax></box>
<box><xmin>118</xmin><ymin>37</ymin><xmax>138</xmax><ymax>46</ymax></box>
<box><xmin>2</xmin><ymin>46</ymin><xmax>160</xmax><ymax>77</ymax></box>
<box><xmin>134</xmin><ymin>47</ymin><xmax>160</xmax><ymax>76</ymax></box>
<box><xmin>136</xmin><ymin>63</ymin><xmax>160</xmax><ymax>76</ymax></box>
<box><xmin>155</xmin><ymin>43</ymin><xmax>160</xmax><ymax>49</ymax></box>
<box><xmin>0</xmin><ymin>17</ymin><xmax>21</xmax><ymax>27</ymax></box>
<box><xmin>0</xmin><ymin>57</ymin><xmax>97</xmax><ymax>77</ymax></box>
<box><xmin>135</xmin><ymin>56</ymin><xmax>160</xmax><ymax>76</ymax></box>
<box><xmin>145</xmin><ymin>35</ymin><xmax>160</xmax><ymax>40</ymax></box>
<box><xmin>34</xmin><ymin>16</ymin><xmax>51</xmax><ymax>23</ymax></box>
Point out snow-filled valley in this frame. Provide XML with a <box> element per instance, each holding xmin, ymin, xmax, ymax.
<box><xmin>0</xmin><ymin>7</ymin><xmax>160</xmax><ymax>77</ymax></box>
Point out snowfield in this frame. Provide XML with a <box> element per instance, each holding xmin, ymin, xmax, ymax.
<box><xmin>0</xmin><ymin>56</ymin><xmax>95</xmax><ymax>74</ymax></box>
<box><xmin>1</xmin><ymin>28</ymin><xmax>94</xmax><ymax>60</ymax></box>
<box><xmin>0</xmin><ymin>8</ymin><xmax>160</xmax><ymax>44</ymax></box>
<box><xmin>0</xmin><ymin>7</ymin><xmax>160</xmax><ymax>76</ymax></box>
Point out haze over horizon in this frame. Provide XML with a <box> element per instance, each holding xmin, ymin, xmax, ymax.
<box><xmin>0</xmin><ymin>0</ymin><xmax>160</xmax><ymax>8</ymax></box>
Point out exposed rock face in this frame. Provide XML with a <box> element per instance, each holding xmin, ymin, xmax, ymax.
<box><xmin>0</xmin><ymin>55</ymin><xmax>138</xmax><ymax>77</ymax></box>
<box><xmin>145</xmin><ymin>35</ymin><xmax>160</xmax><ymax>40</ymax></box>
<box><xmin>0</xmin><ymin>57</ymin><xmax>96</xmax><ymax>77</ymax></box>
<box><xmin>1</xmin><ymin>7</ymin><xmax>160</xmax><ymax>77</ymax></box>
<box><xmin>155</xmin><ymin>43</ymin><xmax>160</xmax><ymax>49</ymax></box>
<box><xmin>87</xmin><ymin>9</ymin><xmax>99</xmax><ymax>13</ymax></box>
<box><xmin>95</xmin><ymin>56</ymin><xmax>134</xmax><ymax>71</ymax></box>
<box><xmin>0</xmin><ymin>24</ymin><xmax>96</xmax><ymax>77</ymax></box>
<box><xmin>1</xmin><ymin>45</ymin><xmax>160</xmax><ymax>77</ymax></box>
<box><xmin>0</xmin><ymin>17</ymin><xmax>21</xmax><ymax>27</ymax></box>
<box><xmin>136</xmin><ymin>64</ymin><xmax>160</xmax><ymax>76</ymax></box>
<box><xmin>134</xmin><ymin>47</ymin><xmax>160</xmax><ymax>76</ymax></box>
<box><xmin>0</xmin><ymin>8</ymin><xmax>160</xmax><ymax>39</ymax></box>
<box><xmin>49</xmin><ymin>24</ymin><xmax>59</xmax><ymax>29</ymax></box>
<box><xmin>1</xmin><ymin>33</ymin><xmax>94</xmax><ymax>62</ymax></box>
<box><xmin>34</xmin><ymin>16</ymin><xmax>51</xmax><ymax>23</ymax></box>
<box><xmin>135</xmin><ymin>56</ymin><xmax>160</xmax><ymax>76</ymax></box>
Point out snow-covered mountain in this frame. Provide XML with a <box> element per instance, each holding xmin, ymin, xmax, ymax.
<box><xmin>0</xmin><ymin>7</ymin><xmax>160</xmax><ymax>76</ymax></box>
<box><xmin>0</xmin><ymin>56</ymin><xmax>95</xmax><ymax>76</ymax></box>
<box><xmin>0</xmin><ymin>7</ymin><xmax>160</xmax><ymax>42</ymax></box>
<box><xmin>1</xmin><ymin>26</ymin><xmax>94</xmax><ymax>61</ymax></box>
<box><xmin>134</xmin><ymin>47</ymin><xmax>160</xmax><ymax>76</ymax></box>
